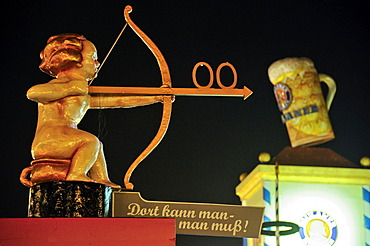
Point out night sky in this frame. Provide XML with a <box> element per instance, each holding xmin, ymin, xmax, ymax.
<box><xmin>2</xmin><ymin>1</ymin><xmax>369</xmax><ymax>245</ymax></box>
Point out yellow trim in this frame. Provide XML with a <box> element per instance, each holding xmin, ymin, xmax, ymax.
<box><xmin>236</xmin><ymin>164</ymin><xmax>370</xmax><ymax>200</ymax></box>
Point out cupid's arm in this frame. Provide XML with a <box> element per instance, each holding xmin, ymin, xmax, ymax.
<box><xmin>27</xmin><ymin>80</ymin><xmax>88</xmax><ymax>104</ymax></box>
<box><xmin>89</xmin><ymin>93</ymin><xmax>165</xmax><ymax>109</ymax></box>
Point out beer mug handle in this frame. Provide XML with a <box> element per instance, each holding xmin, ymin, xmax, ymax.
<box><xmin>319</xmin><ymin>74</ymin><xmax>337</xmax><ymax>110</ymax></box>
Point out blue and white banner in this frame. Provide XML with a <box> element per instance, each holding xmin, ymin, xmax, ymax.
<box><xmin>363</xmin><ymin>185</ymin><xmax>370</xmax><ymax>246</ymax></box>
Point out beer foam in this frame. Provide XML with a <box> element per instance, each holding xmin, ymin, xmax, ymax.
<box><xmin>268</xmin><ymin>57</ymin><xmax>316</xmax><ymax>85</ymax></box>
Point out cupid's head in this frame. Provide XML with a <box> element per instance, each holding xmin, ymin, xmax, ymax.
<box><xmin>39</xmin><ymin>33</ymin><xmax>99</xmax><ymax>79</ymax></box>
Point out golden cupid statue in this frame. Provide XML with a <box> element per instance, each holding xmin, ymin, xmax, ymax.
<box><xmin>20</xmin><ymin>6</ymin><xmax>252</xmax><ymax>190</ymax></box>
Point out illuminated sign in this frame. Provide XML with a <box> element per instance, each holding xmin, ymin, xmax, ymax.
<box><xmin>236</xmin><ymin>165</ymin><xmax>370</xmax><ymax>246</ymax></box>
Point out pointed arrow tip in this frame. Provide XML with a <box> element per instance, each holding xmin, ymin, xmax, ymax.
<box><xmin>243</xmin><ymin>86</ymin><xmax>253</xmax><ymax>100</ymax></box>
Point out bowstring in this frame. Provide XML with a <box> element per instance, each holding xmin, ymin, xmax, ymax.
<box><xmin>89</xmin><ymin>23</ymin><xmax>128</xmax><ymax>140</ymax></box>
<box><xmin>89</xmin><ymin>23</ymin><xmax>128</xmax><ymax>85</ymax></box>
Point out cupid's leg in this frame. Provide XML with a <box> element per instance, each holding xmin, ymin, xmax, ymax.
<box><xmin>66</xmin><ymin>137</ymin><xmax>100</xmax><ymax>183</ymax></box>
<box><xmin>88</xmin><ymin>143</ymin><xmax>121</xmax><ymax>188</ymax></box>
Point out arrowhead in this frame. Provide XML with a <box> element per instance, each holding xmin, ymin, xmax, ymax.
<box><xmin>243</xmin><ymin>86</ymin><xmax>253</xmax><ymax>100</ymax></box>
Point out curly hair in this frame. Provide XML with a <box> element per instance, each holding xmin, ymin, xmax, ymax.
<box><xmin>39</xmin><ymin>33</ymin><xmax>86</xmax><ymax>77</ymax></box>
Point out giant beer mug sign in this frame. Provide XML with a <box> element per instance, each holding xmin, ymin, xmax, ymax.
<box><xmin>268</xmin><ymin>57</ymin><xmax>336</xmax><ymax>147</ymax></box>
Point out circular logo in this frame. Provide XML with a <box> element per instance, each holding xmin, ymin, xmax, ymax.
<box><xmin>274</xmin><ymin>83</ymin><xmax>292</xmax><ymax>111</ymax></box>
<box><xmin>299</xmin><ymin>211</ymin><xmax>337</xmax><ymax>246</ymax></box>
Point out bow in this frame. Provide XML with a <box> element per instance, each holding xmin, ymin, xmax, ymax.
<box><xmin>89</xmin><ymin>5</ymin><xmax>252</xmax><ymax>189</ymax></box>
<box><xmin>122</xmin><ymin>6</ymin><xmax>173</xmax><ymax>190</ymax></box>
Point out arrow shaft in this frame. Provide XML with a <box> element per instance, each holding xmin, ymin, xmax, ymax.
<box><xmin>89</xmin><ymin>86</ymin><xmax>252</xmax><ymax>99</ymax></box>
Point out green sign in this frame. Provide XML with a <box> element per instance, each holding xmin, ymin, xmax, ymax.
<box><xmin>112</xmin><ymin>192</ymin><xmax>264</xmax><ymax>238</ymax></box>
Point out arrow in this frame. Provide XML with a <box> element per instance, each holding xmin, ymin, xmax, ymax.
<box><xmin>89</xmin><ymin>85</ymin><xmax>253</xmax><ymax>100</ymax></box>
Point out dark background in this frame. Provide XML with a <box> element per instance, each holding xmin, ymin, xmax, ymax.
<box><xmin>2</xmin><ymin>0</ymin><xmax>369</xmax><ymax>245</ymax></box>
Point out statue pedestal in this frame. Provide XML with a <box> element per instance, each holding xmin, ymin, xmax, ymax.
<box><xmin>28</xmin><ymin>181</ymin><xmax>112</xmax><ymax>217</ymax></box>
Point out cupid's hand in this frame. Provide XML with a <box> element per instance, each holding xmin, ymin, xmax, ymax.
<box><xmin>159</xmin><ymin>85</ymin><xmax>175</xmax><ymax>103</ymax></box>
